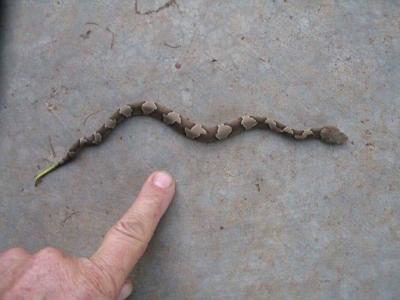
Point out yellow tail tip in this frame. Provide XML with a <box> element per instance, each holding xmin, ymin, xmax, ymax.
<box><xmin>34</xmin><ymin>163</ymin><xmax>60</xmax><ymax>186</ymax></box>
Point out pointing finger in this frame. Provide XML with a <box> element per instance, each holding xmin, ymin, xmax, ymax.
<box><xmin>90</xmin><ymin>171</ymin><xmax>175</xmax><ymax>289</ymax></box>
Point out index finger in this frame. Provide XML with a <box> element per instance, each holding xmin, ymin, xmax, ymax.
<box><xmin>90</xmin><ymin>171</ymin><xmax>175</xmax><ymax>288</ymax></box>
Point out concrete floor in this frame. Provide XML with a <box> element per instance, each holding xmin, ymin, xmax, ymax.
<box><xmin>1</xmin><ymin>1</ymin><xmax>399</xmax><ymax>299</ymax></box>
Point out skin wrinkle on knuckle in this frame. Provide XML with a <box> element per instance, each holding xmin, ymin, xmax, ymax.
<box><xmin>79</xmin><ymin>258</ymin><xmax>118</xmax><ymax>299</ymax></box>
<box><xmin>111</xmin><ymin>218</ymin><xmax>149</xmax><ymax>245</ymax></box>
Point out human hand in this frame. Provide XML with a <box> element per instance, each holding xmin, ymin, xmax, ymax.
<box><xmin>0</xmin><ymin>171</ymin><xmax>175</xmax><ymax>300</ymax></box>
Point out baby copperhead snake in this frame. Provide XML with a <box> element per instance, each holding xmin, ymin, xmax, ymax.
<box><xmin>34</xmin><ymin>101</ymin><xmax>348</xmax><ymax>186</ymax></box>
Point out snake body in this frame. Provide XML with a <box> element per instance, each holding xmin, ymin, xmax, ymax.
<box><xmin>34</xmin><ymin>101</ymin><xmax>348</xmax><ymax>185</ymax></box>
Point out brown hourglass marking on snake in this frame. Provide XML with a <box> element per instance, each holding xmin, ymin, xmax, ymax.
<box><xmin>34</xmin><ymin>101</ymin><xmax>348</xmax><ymax>186</ymax></box>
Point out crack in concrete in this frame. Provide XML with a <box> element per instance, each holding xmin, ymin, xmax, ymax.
<box><xmin>82</xmin><ymin>109</ymin><xmax>103</xmax><ymax>126</ymax></box>
<box><xmin>61</xmin><ymin>208</ymin><xmax>79</xmax><ymax>226</ymax></box>
<box><xmin>163</xmin><ymin>41</ymin><xmax>181</xmax><ymax>48</ymax></box>
<box><xmin>135</xmin><ymin>0</ymin><xmax>177</xmax><ymax>15</ymax></box>
<box><xmin>48</xmin><ymin>135</ymin><xmax>56</xmax><ymax>158</ymax></box>
<box><xmin>106</xmin><ymin>27</ymin><xmax>115</xmax><ymax>49</ymax></box>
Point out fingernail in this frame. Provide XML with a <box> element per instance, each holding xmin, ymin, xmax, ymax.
<box><xmin>118</xmin><ymin>282</ymin><xmax>133</xmax><ymax>300</ymax></box>
<box><xmin>152</xmin><ymin>171</ymin><xmax>173</xmax><ymax>189</ymax></box>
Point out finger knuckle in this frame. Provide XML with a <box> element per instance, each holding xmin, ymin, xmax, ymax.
<box><xmin>111</xmin><ymin>215</ymin><xmax>149</xmax><ymax>245</ymax></box>
<box><xmin>35</xmin><ymin>247</ymin><xmax>64</xmax><ymax>259</ymax></box>
<box><xmin>0</xmin><ymin>247</ymin><xmax>30</xmax><ymax>260</ymax></box>
<box><xmin>78</xmin><ymin>258</ymin><xmax>119</xmax><ymax>299</ymax></box>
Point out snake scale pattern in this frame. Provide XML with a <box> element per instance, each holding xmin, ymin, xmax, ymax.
<box><xmin>34</xmin><ymin>101</ymin><xmax>348</xmax><ymax>185</ymax></box>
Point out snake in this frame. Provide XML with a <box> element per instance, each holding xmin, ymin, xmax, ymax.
<box><xmin>34</xmin><ymin>101</ymin><xmax>348</xmax><ymax>186</ymax></box>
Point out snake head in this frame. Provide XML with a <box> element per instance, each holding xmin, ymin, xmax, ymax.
<box><xmin>320</xmin><ymin>126</ymin><xmax>348</xmax><ymax>145</ymax></box>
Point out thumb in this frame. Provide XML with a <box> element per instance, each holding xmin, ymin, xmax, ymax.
<box><xmin>91</xmin><ymin>171</ymin><xmax>175</xmax><ymax>290</ymax></box>
<box><xmin>118</xmin><ymin>280</ymin><xmax>133</xmax><ymax>300</ymax></box>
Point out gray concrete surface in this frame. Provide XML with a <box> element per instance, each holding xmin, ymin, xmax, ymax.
<box><xmin>0</xmin><ymin>1</ymin><xmax>399</xmax><ymax>299</ymax></box>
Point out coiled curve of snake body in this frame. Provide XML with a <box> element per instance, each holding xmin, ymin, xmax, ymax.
<box><xmin>34</xmin><ymin>101</ymin><xmax>348</xmax><ymax>186</ymax></box>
